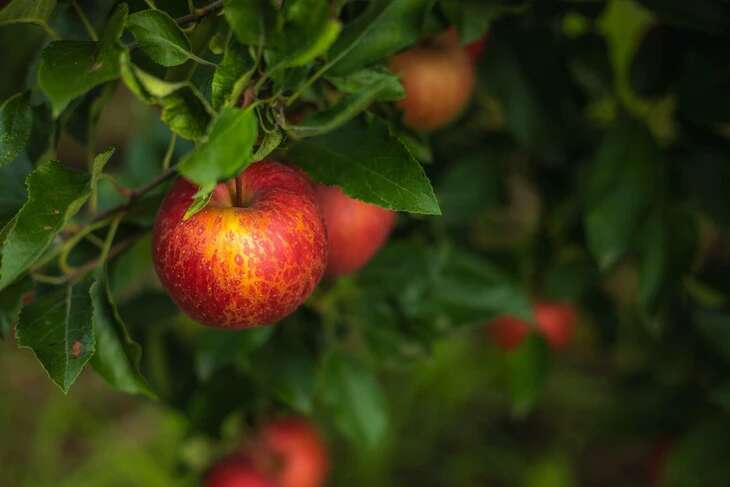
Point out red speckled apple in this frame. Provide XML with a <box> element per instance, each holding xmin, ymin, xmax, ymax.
<box><xmin>389</xmin><ymin>34</ymin><xmax>475</xmax><ymax>132</ymax></box>
<box><xmin>487</xmin><ymin>301</ymin><xmax>578</xmax><ymax>351</ymax></box>
<box><xmin>152</xmin><ymin>161</ymin><xmax>328</xmax><ymax>329</ymax></box>
<box><xmin>204</xmin><ymin>456</ymin><xmax>273</xmax><ymax>487</ymax></box>
<box><xmin>316</xmin><ymin>185</ymin><xmax>396</xmax><ymax>276</ymax></box>
<box><xmin>259</xmin><ymin>418</ymin><xmax>328</xmax><ymax>487</ymax></box>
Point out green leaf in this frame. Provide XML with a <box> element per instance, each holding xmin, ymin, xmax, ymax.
<box><xmin>436</xmin><ymin>247</ymin><xmax>533</xmax><ymax>323</ymax></box>
<box><xmin>287</xmin><ymin>116</ymin><xmax>440</xmax><ymax>214</ymax></box>
<box><xmin>0</xmin><ymin>278</ymin><xmax>32</xmax><ymax>339</ymax></box>
<box><xmin>0</xmin><ymin>160</ymin><xmax>91</xmax><ymax>291</ymax></box>
<box><xmin>584</xmin><ymin>121</ymin><xmax>661</xmax><ymax>270</ymax></box>
<box><xmin>695</xmin><ymin>310</ymin><xmax>730</xmax><ymax>362</ymax></box>
<box><xmin>437</xmin><ymin>154</ymin><xmax>502</xmax><ymax>227</ymax></box>
<box><xmin>273</xmin><ymin>0</ymin><xmax>341</xmax><ymax>69</ymax></box>
<box><xmin>0</xmin><ymin>92</ymin><xmax>32</xmax><ymax>167</ymax></box>
<box><xmin>637</xmin><ymin>207</ymin><xmax>697</xmax><ymax>313</ymax></box>
<box><xmin>481</xmin><ymin>25</ymin><xmax>579</xmax><ymax>162</ymax></box>
<box><xmin>328</xmin><ymin>0</ymin><xmax>434</xmax><ymax>76</ymax></box>
<box><xmin>224</xmin><ymin>0</ymin><xmax>275</xmax><ymax>46</ymax></box>
<box><xmin>36</xmin><ymin>3</ymin><xmax>127</xmax><ymax>117</ymax></box>
<box><xmin>90</xmin><ymin>147</ymin><xmax>115</xmax><ymax>198</ymax></box>
<box><xmin>327</xmin><ymin>65</ymin><xmax>405</xmax><ymax>102</ymax></box>
<box><xmin>127</xmin><ymin>9</ymin><xmax>196</xmax><ymax>67</ymax></box>
<box><xmin>195</xmin><ymin>327</ymin><xmax>274</xmax><ymax>381</ymax></box>
<box><xmin>317</xmin><ymin>353</ymin><xmax>388</xmax><ymax>449</ymax></box>
<box><xmin>178</xmin><ymin>107</ymin><xmax>258</xmax><ymax>191</ymax></box>
<box><xmin>440</xmin><ymin>0</ymin><xmax>497</xmax><ymax>42</ymax></box>
<box><xmin>636</xmin><ymin>0</ymin><xmax>730</xmax><ymax>34</ymax></box>
<box><xmin>16</xmin><ymin>279</ymin><xmax>95</xmax><ymax>394</ymax></box>
<box><xmin>90</xmin><ymin>271</ymin><xmax>155</xmax><ymax>398</ymax></box>
<box><xmin>160</xmin><ymin>87</ymin><xmax>213</xmax><ymax>141</ymax></box>
<box><xmin>251</xmin><ymin>128</ymin><xmax>283</xmax><ymax>162</ymax></box>
<box><xmin>0</xmin><ymin>155</ymin><xmax>31</xmax><ymax>224</ymax></box>
<box><xmin>211</xmin><ymin>37</ymin><xmax>256</xmax><ymax>111</ymax></box>
<box><xmin>120</xmin><ymin>52</ymin><xmax>213</xmax><ymax>141</ymax></box>
<box><xmin>38</xmin><ymin>42</ymin><xmax>121</xmax><ymax>117</ymax></box>
<box><xmin>289</xmin><ymin>77</ymin><xmax>395</xmax><ymax>137</ymax></box>
<box><xmin>508</xmin><ymin>334</ymin><xmax>549</xmax><ymax>417</ymax></box>
<box><xmin>0</xmin><ymin>0</ymin><xmax>56</xmax><ymax>33</ymax></box>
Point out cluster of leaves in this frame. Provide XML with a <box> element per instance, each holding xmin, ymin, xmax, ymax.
<box><xmin>2</xmin><ymin>0</ymin><xmax>730</xmax><ymax>485</ymax></box>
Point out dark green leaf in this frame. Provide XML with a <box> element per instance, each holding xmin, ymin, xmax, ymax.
<box><xmin>159</xmin><ymin>86</ymin><xmax>213</xmax><ymax>141</ymax></box>
<box><xmin>37</xmin><ymin>41</ymin><xmax>122</xmax><ymax>117</ymax></box>
<box><xmin>664</xmin><ymin>419</ymin><xmax>730</xmax><ymax>487</ymax></box>
<box><xmin>0</xmin><ymin>92</ymin><xmax>32</xmax><ymax>167</ymax></box>
<box><xmin>36</xmin><ymin>3</ymin><xmax>126</xmax><ymax>117</ymax></box>
<box><xmin>178</xmin><ymin>107</ymin><xmax>258</xmax><ymax>195</ymax></box>
<box><xmin>290</xmin><ymin>77</ymin><xmax>394</xmax><ymax>137</ymax></box>
<box><xmin>436</xmin><ymin>154</ymin><xmax>502</xmax><ymax>227</ymax></box>
<box><xmin>211</xmin><ymin>37</ymin><xmax>255</xmax><ymax>111</ymax></box>
<box><xmin>272</xmin><ymin>0</ymin><xmax>341</xmax><ymax>69</ymax></box>
<box><xmin>16</xmin><ymin>280</ymin><xmax>95</xmax><ymax>393</ymax></box>
<box><xmin>223</xmin><ymin>0</ymin><xmax>275</xmax><ymax>46</ymax></box>
<box><xmin>251</xmin><ymin>129</ymin><xmax>283</xmax><ymax>162</ymax></box>
<box><xmin>90</xmin><ymin>147</ymin><xmax>115</xmax><ymax>198</ymax></box>
<box><xmin>90</xmin><ymin>271</ymin><xmax>155</xmax><ymax>398</ymax></box>
<box><xmin>508</xmin><ymin>334</ymin><xmax>549</xmax><ymax>417</ymax></box>
<box><xmin>195</xmin><ymin>326</ymin><xmax>274</xmax><ymax>381</ymax></box>
<box><xmin>317</xmin><ymin>353</ymin><xmax>388</xmax><ymax>449</ymax></box>
<box><xmin>0</xmin><ymin>160</ymin><xmax>90</xmax><ymax>290</ymax></box>
<box><xmin>695</xmin><ymin>310</ymin><xmax>730</xmax><ymax>362</ymax></box>
<box><xmin>638</xmin><ymin>207</ymin><xmax>697</xmax><ymax>312</ymax></box>
<box><xmin>0</xmin><ymin>154</ymin><xmax>31</xmax><ymax>224</ymax></box>
<box><xmin>328</xmin><ymin>0</ymin><xmax>434</xmax><ymax>76</ymax></box>
<box><xmin>584</xmin><ymin>121</ymin><xmax>661</xmax><ymax>270</ymax></box>
<box><xmin>127</xmin><ymin>9</ymin><xmax>195</xmax><ymax>67</ymax></box>
<box><xmin>440</xmin><ymin>0</ymin><xmax>498</xmax><ymax>42</ymax></box>
<box><xmin>288</xmin><ymin>117</ymin><xmax>440</xmax><ymax>214</ymax></box>
<box><xmin>327</xmin><ymin>65</ymin><xmax>405</xmax><ymax>102</ymax></box>
<box><xmin>0</xmin><ymin>278</ymin><xmax>32</xmax><ymax>339</ymax></box>
<box><xmin>120</xmin><ymin>51</ymin><xmax>213</xmax><ymax>141</ymax></box>
<box><xmin>480</xmin><ymin>25</ymin><xmax>579</xmax><ymax>161</ymax></box>
<box><xmin>0</xmin><ymin>0</ymin><xmax>56</xmax><ymax>31</ymax></box>
<box><xmin>636</xmin><ymin>0</ymin><xmax>730</xmax><ymax>34</ymax></box>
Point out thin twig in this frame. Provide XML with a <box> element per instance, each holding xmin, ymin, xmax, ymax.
<box><xmin>176</xmin><ymin>0</ymin><xmax>225</xmax><ymax>26</ymax></box>
<box><xmin>91</xmin><ymin>167</ymin><xmax>178</xmax><ymax>224</ymax></box>
<box><xmin>72</xmin><ymin>0</ymin><xmax>99</xmax><ymax>41</ymax></box>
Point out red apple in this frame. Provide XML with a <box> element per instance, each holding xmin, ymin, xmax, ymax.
<box><xmin>152</xmin><ymin>161</ymin><xmax>328</xmax><ymax>329</ymax></box>
<box><xmin>487</xmin><ymin>315</ymin><xmax>531</xmax><ymax>351</ymax></box>
<box><xmin>389</xmin><ymin>34</ymin><xmax>475</xmax><ymax>131</ymax></box>
<box><xmin>646</xmin><ymin>440</ymin><xmax>672</xmax><ymax>487</ymax></box>
<box><xmin>315</xmin><ymin>184</ymin><xmax>396</xmax><ymax>276</ymax></box>
<box><xmin>204</xmin><ymin>456</ymin><xmax>274</xmax><ymax>487</ymax></box>
<box><xmin>440</xmin><ymin>27</ymin><xmax>489</xmax><ymax>64</ymax></box>
<box><xmin>465</xmin><ymin>34</ymin><xmax>489</xmax><ymax>64</ymax></box>
<box><xmin>259</xmin><ymin>418</ymin><xmax>329</xmax><ymax>487</ymax></box>
<box><xmin>487</xmin><ymin>301</ymin><xmax>577</xmax><ymax>351</ymax></box>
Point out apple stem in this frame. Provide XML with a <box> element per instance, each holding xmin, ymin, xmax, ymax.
<box><xmin>235</xmin><ymin>176</ymin><xmax>244</xmax><ymax>208</ymax></box>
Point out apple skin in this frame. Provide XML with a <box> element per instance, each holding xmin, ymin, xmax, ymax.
<box><xmin>487</xmin><ymin>301</ymin><xmax>577</xmax><ymax>351</ymax></box>
<box><xmin>465</xmin><ymin>35</ymin><xmax>489</xmax><ymax>64</ymax></box>
<box><xmin>204</xmin><ymin>456</ymin><xmax>274</xmax><ymax>487</ymax></box>
<box><xmin>389</xmin><ymin>38</ymin><xmax>475</xmax><ymax>132</ymax></box>
<box><xmin>315</xmin><ymin>184</ymin><xmax>396</xmax><ymax>277</ymax></box>
<box><xmin>259</xmin><ymin>418</ymin><xmax>329</xmax><ymax>487</ymax></box>
<box><xmin>152</xmin><ymin>161</ymin><xmax>328</xmax><ymax>329</ymax></box>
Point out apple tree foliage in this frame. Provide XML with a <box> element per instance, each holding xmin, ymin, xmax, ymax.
<box><xmin>1</xmin><ymin>0</ymin><xmax>730</xmax><ymax>484</ymax></box>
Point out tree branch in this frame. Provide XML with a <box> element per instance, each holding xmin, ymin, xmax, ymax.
<box><xmin>91</xmin><ymin>167</ymin><xmax>178</xmax><ymax>224</ymax></box>
<box><xmin>176</xmin><ymin>0</ymin><xmax>225</xmax><ymax>26</ymax></box>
